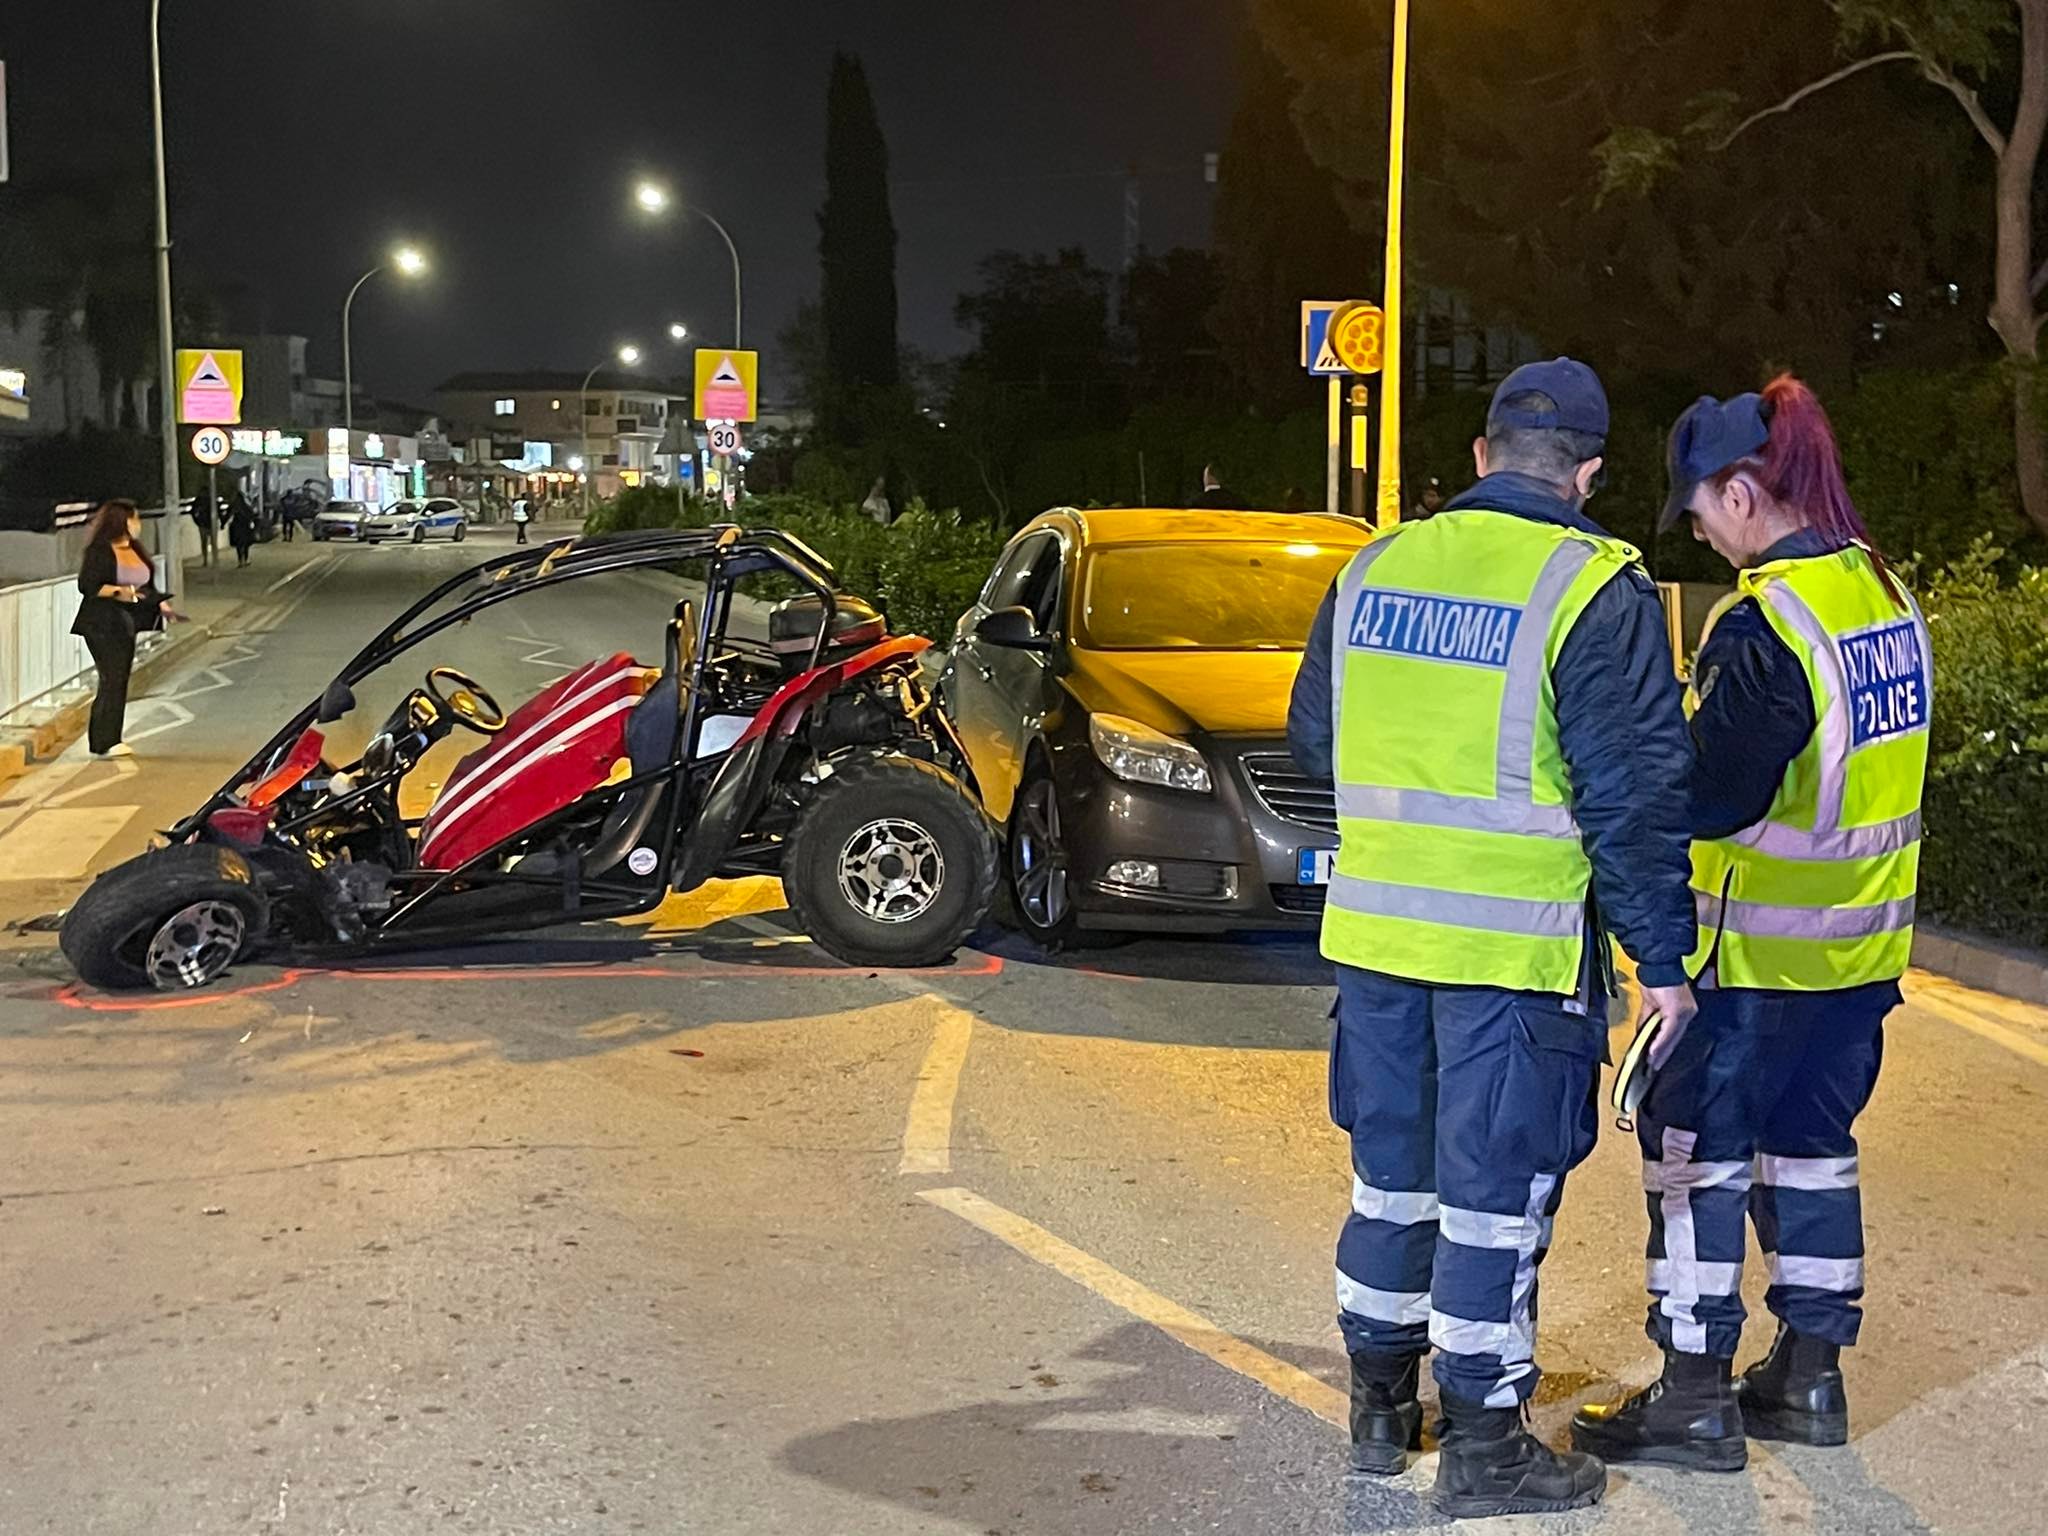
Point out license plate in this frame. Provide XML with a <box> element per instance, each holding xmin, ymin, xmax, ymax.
<box><xmin>1297</xmin><ymin>848</ymin><xmax>1336</xmax><ymax>885</ymax></box>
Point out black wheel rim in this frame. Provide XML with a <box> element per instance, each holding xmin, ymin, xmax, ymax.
<box><xmin>1014</xmin><ymin>779</ymin><xmax>1070</xmax><ymax>931</ymax></box>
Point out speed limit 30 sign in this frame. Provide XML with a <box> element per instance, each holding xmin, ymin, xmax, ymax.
<box><xmin>707</xmin><ymin>422</ymin><xmax>742</xmax><ymax>457</ymax></box>
<box><xmin>190</xmin><ymin>426</ymin><xmax>231</xmax><ymax>464</ymax></box>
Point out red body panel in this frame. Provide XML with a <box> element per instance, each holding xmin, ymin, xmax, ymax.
<box><xmin>417</xmin><ymin>654</ymin><xmax>651</xmax><ymax>871</ymax></box>
<box><xmin>735</xmin><ymin>636</ymin><xmax>931</xmax><ymax>746</ymax></box>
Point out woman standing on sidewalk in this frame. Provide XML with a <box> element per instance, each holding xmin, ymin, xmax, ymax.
<box><xmin>72</xmin><ymin>499</ymin><xmax>176</xmax><ymax>759</ymax></box>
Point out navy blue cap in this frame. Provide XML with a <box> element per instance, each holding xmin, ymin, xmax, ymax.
<box><xmin>1487</xmin><ymin>358</ymin><xmax>1610</xmax><ymax>439</ymax></box>
<box><xmin>1660</xmin><ymin>393</ymin><xmax>1773</xmax><ymax>531</ymax></box>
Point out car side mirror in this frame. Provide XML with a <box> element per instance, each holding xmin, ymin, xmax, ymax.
<box><xmin>316</xmin><ymin>680</ymin><xmax>356</xmax><ymax>723</ymax></box>
<box><xmin>974</xmin><ymin>605</ymin><xmax>1053</xmax><ymax>652</ymax></box>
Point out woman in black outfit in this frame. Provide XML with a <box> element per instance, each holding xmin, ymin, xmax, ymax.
<box><xmin>73</xmin><ymin>499</ymin><xmax>176</xmax><ymax>758</ymax></box>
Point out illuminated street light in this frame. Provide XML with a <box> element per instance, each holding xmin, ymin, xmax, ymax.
<box><xmin>669</xmin><ymin>322</ymin><xmax>688</xmax><ymax>342</ymax></box>
<box><xmin>632</xmin><ymin>177</ymin><xmax>744</xmax><ymax>346</ymax></box>
<box><xmin>342</xmin><ymin>245</ymin><xmax>430</xmax><ymax>436</ymax></box>
<box><xmin>581</xmin><ymin>344</ymin><xmax>642</xmax><ymax>516</ymax></box>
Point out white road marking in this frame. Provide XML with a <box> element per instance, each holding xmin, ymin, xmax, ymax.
<box><xmin>263</xmin><ymin>554</ymin><xmax>331</xmax><ymax>594</ymax></box>
<box><xmin>0</xmin><ymin>805</ymin><xmax>138</xmax><ymax>880</ymax></box>
<box><xmin>40</xmin><ymin>758</ymin><xmax>138</xmax><ymax>808</ymax></box>
<box><xmin>919</xmin><ymin>1185</ymin><xmax>1348</xmax><ymax>1429</ymax></box>
<box><xmin>899</xmin><ymin>1002</ymin><xmax>976</xmax><ymax>1175</ymax></box>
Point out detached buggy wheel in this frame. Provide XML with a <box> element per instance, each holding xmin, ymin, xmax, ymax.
<box><xmin>782</xmin><ymin>756</ymin><xmax>997</xmax><ymax>969</ymax></box>
<box><xmin>59</xmin><ymin>844</ymin><xmax>270</xmax><ymax>992</ymax></box>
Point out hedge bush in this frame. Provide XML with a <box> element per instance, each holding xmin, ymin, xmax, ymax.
<box><xmin>1914</xmin><ymin>542</ymin><xmax>2048</xmax><ymax>945</ymax></box>
<box><xmin>582</xmin><ymin>487</ymin><xmax>1008</xmax><ymax>644</ymax></box>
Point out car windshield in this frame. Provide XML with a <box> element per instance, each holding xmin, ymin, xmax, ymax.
<box><xmin>1077</xmin><ymin>539</ymin><xmax>1357</xmax><ymax>651</ymax></box>
<box><xmin>382</xmin><ymin>502</ymin><xmax>418</xmax><ymax>516</ymax></box>
<box><xmin>330</xmin><ymin>503</ymin><xmax>367</xmax><ymax>515</ymax></box>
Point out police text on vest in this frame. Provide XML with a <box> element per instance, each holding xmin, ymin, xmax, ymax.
<box><xmin>1839</xmin><ymin>619</ymin><xmax>1928</xmax><ymax>747</ymax></box>
<box><xmin>1348</xmin><ymin>589</ymin><xmax>1522</xmax><ymax>669</ymax></box>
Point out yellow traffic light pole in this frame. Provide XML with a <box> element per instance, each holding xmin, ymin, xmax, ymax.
<box><xmin>1374</xmin><ymin>0</ymin><xmax>1411</xmax><ymax>529</ymax></box>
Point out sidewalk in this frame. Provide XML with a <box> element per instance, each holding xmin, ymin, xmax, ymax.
<box><xmin>0</xmin><ymin>555</ymin><xmax>289</xmax><ymax>793</ymax></box>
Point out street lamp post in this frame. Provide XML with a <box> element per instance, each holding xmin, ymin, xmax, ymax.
<box><xmin>341</xmin><ymin>246</ymin><xmax>426</xmax><ymax>437</ymax></box>
<box><xmin>149</xmin><ymin>0</ymin><xmax>179</xmax><ymax>573</ymax></box>
<box><xmin>1374</xmin><ymin>0</ymin><xmax>1411</xmax><ymax>529</ymax></box>
<box><xmin>581</xmin><ymin>344</ymin><xmax>642</xmax><ymax>518</ymax></box>
<box><xmin>634</xmin><ymin>182</ymin><xmax>743</xmax><ymax>347</ymax></box>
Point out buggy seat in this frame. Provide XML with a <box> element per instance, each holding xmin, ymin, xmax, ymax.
<box><xmin>416</xmin><ymin>653</ymin><xmax>655</xmax><ymax>871</ymax></box>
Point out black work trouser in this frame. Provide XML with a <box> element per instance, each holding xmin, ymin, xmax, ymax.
<box><xmin>83</xmin><ymin>624</ymin><xmax>136</xmax><ymax>754</ymax></box>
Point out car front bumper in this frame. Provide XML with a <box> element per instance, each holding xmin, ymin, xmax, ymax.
<box><xmin>1054</xmin><ymin>735</ymin><xmax>1336</xmax><ymax>933</ymax></box>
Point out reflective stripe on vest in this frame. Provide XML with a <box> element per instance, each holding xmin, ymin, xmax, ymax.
<box><xmin>1322</xmin><ymin>512</ymin><xmax>1639</xmax><ymax>993</ymax></box>
<box><xmin>1689</xmin><ymin>547</ymin><xmax>1930</xmax><ymax>990</ymax></box>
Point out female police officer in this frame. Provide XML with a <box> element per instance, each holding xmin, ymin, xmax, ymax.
<box><xmin>1571</xmin><ymin>375</ymin><xmax>1931</xmax><ymax>1471</ymax></box>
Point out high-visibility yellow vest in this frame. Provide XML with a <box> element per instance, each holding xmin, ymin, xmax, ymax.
<box><xmin>1687</xmin><ymin>545</ymin><xmax>1931</xmax><ymax>989</ymax></box>
<box><xmin>1321</xmin><ymin>509</ymin><xmax>1641</xmax><ymax>993</ymax></box>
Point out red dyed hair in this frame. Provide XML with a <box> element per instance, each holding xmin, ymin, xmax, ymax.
<box><xmin>1709</xmin><ymin>374</ymin><xmax>1905</xmax><ymax>607</ymax></box>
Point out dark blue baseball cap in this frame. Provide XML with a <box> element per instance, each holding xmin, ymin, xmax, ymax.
<box><xmin>1660</xmin><ymin>393</ymin><xmax>1773</xmax><ymax>531</ymax></box>
<box><xmin>1487</xmin><ymin>358</ymin><xmax>1610</xmax><ymax>439</ymax></box>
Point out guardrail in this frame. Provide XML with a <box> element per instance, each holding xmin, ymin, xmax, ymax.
<box><xmin>0</xmin><ymin>555</ymin><xmax>174</xmax><ymax>726</ymax></box>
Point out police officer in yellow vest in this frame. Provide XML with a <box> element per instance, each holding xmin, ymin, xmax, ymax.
<box><xmin>1573</xmin><ymin>376</ymin><xmax>1931</xmax><ymax>1471</ymax></box>
<box><xmin>1288</xmin><ymin>358</ymin><xmax>1699</xmax><ymax>1517</ymax></box>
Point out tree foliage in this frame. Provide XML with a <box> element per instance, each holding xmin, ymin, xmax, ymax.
<box><xmin>817</xmin><ymin>51</ymin><xmax>901</xmax><ymax>440</ymax></box>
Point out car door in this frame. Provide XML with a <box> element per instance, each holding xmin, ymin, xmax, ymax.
<box><xmin>946</xmin><ymin>530</ymin><xmax>1068</xmax><ymax>824</ymax></box>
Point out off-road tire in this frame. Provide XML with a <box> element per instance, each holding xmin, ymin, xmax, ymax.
<box><xmin>782</xmin><ymin>756</ymin><xmax>997</xmax><ymax>968</ymax></box>
<box><xmin>60</xmin><ymin>844</ymin><xmax>271</xmax><ymax>991</ymax></box>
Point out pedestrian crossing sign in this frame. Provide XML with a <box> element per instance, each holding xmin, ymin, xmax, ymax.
<box><xmin>1301</xmin><ymin>301</ymin><xmax>1358</xmax><ymax>377</ymax></box>
<box><xmin>694</xmin><ymin>348</ymin><xmax>758</xmax><ymax>423</ymax></box>
<box><xmin>176</xmin><ymin>347</ymin><xmax>243</xmax><ymax>425</ymax></box>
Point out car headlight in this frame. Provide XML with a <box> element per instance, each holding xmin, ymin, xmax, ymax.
<box><xmin>1089</xmin><ymin>714</ymin><xmax>1212</xmax><ymax>793</ymax></box>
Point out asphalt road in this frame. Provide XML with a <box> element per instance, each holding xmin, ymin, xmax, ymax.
<box><xmin>3</xmin><ymin>530</ymin><xmax>2046</xmax><ymax>1534</ymax></box>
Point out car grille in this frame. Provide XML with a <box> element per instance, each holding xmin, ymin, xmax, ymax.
<box><xmin>1270</xmin><ymin>883</ymin><xmax>1326</xmax><ymax>915</ymax></box>
<box><xmin>1241</xmin><ymin>754</ymin><xmax>1337</xmax><ymax>834</ymax></box>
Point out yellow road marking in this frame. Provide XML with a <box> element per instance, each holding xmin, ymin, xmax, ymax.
<box><xmin>919</xmin><ymin>1185</ymin><xmax>1346</xmax><ymax>1430</ymax></box>
<box><xmin>1908</xmin><ymin>987</ymin><xmax>2048</xmax><ymax>1071</ymax></box>
<box><xmin>899</xmin><ymin>1003</ymin><xmax>976</xmax><ymax>1175</ymax></box>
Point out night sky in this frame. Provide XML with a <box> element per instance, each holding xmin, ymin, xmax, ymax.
<box><xmin>2</xmin><ymin>1</ymin><xmax>1237</xmax><ymax>404</ymax></box>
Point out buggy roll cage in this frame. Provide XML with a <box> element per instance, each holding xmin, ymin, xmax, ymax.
<box><xmin>176</xmin><ymin>525</ymin><xmax>845</xmax><ymax>841</ymax></box>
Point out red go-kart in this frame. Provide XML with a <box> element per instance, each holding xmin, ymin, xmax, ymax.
<box><xmin>60</xmin><ymin>526</ymin><xmax>998</xmax><ymax>989</ymax></box>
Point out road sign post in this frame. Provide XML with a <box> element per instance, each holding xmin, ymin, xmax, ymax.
<box><xmin>1304</xmin><ymin>302</ymin><xmax>1384</xmax><ymax>518</ymax></box>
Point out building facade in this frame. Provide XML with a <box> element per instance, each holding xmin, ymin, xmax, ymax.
<box><xmin>433</xmin><ymin>371</ymin><xmax>688</xmax><ymax>499</ymax></box>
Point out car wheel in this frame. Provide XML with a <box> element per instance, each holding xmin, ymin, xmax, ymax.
<box><xmin>782</xmin><ymin>756</ymin><xmax>997</xmax><ymax>969</ymax></box>
<box><xmin>1006</xmin><ymin>766</ymin><xmax>1079</xmax><ymax>947</ymax></box>
<box><xmin>411</xmin><ymin>523</ymin><xmax>426</xmax><ymax>544</ymax></box>
<box><xmin>453</xmin><ymin>522</ymin><xmax>466</xmax><ymax>542</ymax></box>
<box><xmin>59</xmin><ymin>844</ymin><xmax>271</xmax><ymax>991</ymax></box>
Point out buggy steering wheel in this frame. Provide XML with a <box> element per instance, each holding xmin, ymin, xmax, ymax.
<box><xmin>426</xmin><ymin>666</ymin><xmax>506</xmax><ymax>735</ymax></box>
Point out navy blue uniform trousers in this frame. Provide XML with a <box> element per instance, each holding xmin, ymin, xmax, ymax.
<box><xmin>1330</xmin><ymin>964</ymin><xmax>1602</xmax><ymax>1407</ymax></box>
<box><xmin>1639</xmin><ymin>982</ymin><xmax>1895</xmax><ymax>1358</ymax></box>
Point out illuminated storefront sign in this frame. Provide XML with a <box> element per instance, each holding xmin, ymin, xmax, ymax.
<box><xmin>364</xmin><ymin>433</ymin><xmax>385</xmax><ymax>459</ymax></box>
<box><xmin>0</xmin><ymin>367</ymin><xmax>27</xmax><ymax>422</ymax></box>
<box><xmin>231</xmin><ymin>429</ymin><xmax>308</xmax><ymax>457</ymax></box>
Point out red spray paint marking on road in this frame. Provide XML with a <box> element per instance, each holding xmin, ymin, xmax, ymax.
<box><xmin>46</xmin><ymin>951</ymin><xmax>1005</xmax><ymax>1014</ymax></box>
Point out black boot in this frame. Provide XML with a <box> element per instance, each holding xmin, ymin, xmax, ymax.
<box><xmin>1347</xmin><ymin>1352</ymin><xmax>1423</xmax><ymax>1475</ymax></box>
<box><xmin>1571</xmin><ymin>1350</ymin><xmax>1747</xmax><ymax>1471</ymax></box>
<box><xmin>1432</xmin><ymin>1394</ymin><xmax>1606</xmax><ymax>1518</ymax></box>
<box><xmin>1739</xmin><ymin>1324</ymin><xmax>1849</xmax><ymax>1446</ymax></box>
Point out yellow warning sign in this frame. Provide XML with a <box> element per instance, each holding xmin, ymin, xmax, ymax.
<box><xmin>176</xmin><ymin>348</ymin><xmax>244</xmax><ymax>425</ymax></box>
<box><xmin>693</xmin><ymin>348</ymin><xmax>758</xmax><ymax>424</ymax></box>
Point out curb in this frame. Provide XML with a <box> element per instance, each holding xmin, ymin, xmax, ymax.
<box><xmin>1912</xmin><ymin>924</ymin><xmax>2048</xmax><ymax>1007</ymax></box>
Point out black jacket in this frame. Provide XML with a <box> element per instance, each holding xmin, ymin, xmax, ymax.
<box><xmin>73</xmin><ymin>542</ymin><xmax>164</xmax><ymax>641</ymax></box>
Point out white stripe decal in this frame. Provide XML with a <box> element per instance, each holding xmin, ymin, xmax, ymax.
<box><xmin>1641</xmin><ymin>1155</ymin><xmax>1752</xmax><ymax>1194</ymax></box>
<box><xmin>1429</xmin><ymin>1312</ymin><xmax>1519</xmax><ymax>1358</ymax></box>
<box><xmin>1439</xmin><ymin>1205</ymin><xmax>1542</xmax><ymax>1252</ymax></box>
<box><xmin>1352</xmin><ymin>1179</ymin><xmax>1440</xmax><ymax>1226</ymax></box>
<box><xmin>421</xmin><ymin>694</ymin><xmax>645</xmax><ymax>854</ymax></box>
<box><xmin>1649</xmin><ymin>1257</ymin><xmax>1742</xmax><ymax>1296</ymax></box>
<box><xmin>428</xmin><ymin>663</ymin><xmax>639</xmax><ymax>828</ymax></box>
<box><xmin>1756</xmin><ymin>1154</ymin><xmax>1860</xmax><ymax>1191</ymax></box>
<box><xmin>1335</xmin><ymin>1270</ymin><xmax>1433</xmax><ymax>1325</ymax></box>
<box><xmin>1765</xmin><ymin>1253</ymin><xmax>1866</xmax><ymax>1291</ymax></box>
<box><xmin>1655</xmin><ymin>1128</ymin><xmax>1708</xmax><ymax>1355</ymax></box>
